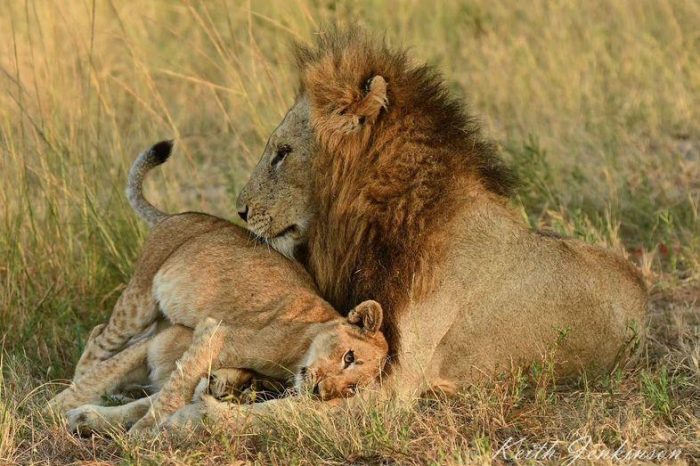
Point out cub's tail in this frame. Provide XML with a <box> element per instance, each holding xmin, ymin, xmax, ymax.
<box><xmin>127</xmin><ymin>140</ymin><xmax>174</xmax><ymax>227</ymax></box>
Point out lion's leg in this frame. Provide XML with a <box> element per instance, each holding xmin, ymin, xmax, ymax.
<box><xmin>49</xmin><ymin>337</ymin><xmax>150</xmax><ymax>413</ymax></box>
<box><xmin>421</xmin><ymin>378</ymin><xmax>458</xmax><ymax>399</ymax></box>
<box><xmin>380</xmin><ymin>305</ymin><xmax>461</xmax><ymax>402</ymax></box>
<box><xmin>73</xmin><ymin>280</ymin><xmax>160</xmax><ymax>381</ymax></box>
<box><xmin>129</xmin><ymin>318</ymin><xmax>230</xmax><ymax>433</ymax></box>
<box><xmin>380</xmin><ymin>358</ymin><xmax>446</xmax><ymax>403</ymax></box>
<box><xmin>66</xmin><ymin>395</ymin><xmax>155</xmax><ymax>434</ymax></box>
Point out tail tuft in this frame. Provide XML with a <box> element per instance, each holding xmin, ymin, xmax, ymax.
<box><xmin>127</xmin><ymin>140</ymin><xmax>175</xmax><ymax>227</ymax></box>
<box><xmin>150</xmin><ymin>140</ymin><xmax>174</xmax><ymax>165</ymax></box>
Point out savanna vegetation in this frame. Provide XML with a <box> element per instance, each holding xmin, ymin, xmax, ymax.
<box><xmin>1</xmin><ymin>1</ymin><xmax>698</xmax><ymax>464</ymax></box>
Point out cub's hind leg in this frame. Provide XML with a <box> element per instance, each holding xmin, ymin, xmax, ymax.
<box><xmin>98</xmin><ymin>322</ymin><xmax>195</xmax><ymax>398</ymax></box>
<box><xmin>73</xmin><ymin>279</ymin><xmax>160</xmax><ymax>381</ymax></box>
<box><xmin>62</xmin><ymin>325</ymin><xmax>195</xmax><ymax>431</ymax></box>
<box><xmin>147</xmin><ymin>323</ymin><xmax>194</xmax><ymax>391</ymax></box>
<box><xmin>50</xmin><ymin>337</ymin><xmax>150</xmax><ymax>412</ymax></box>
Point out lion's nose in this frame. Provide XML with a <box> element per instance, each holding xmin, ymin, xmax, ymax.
<box><xmin>237</xmin><ymin>205</ymin><xmax>249</xmax><ymax>222</ymax></box>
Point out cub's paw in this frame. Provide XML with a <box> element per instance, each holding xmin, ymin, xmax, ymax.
<box><xmin>66</xmin><ymin>404</ymin><xmax>116</xmax><ymax>435</ymax></box>
<box><xmin>127</xmin><ymin>413</ymin><xmax>156</xmax><ymax>435</ymax></box>
<box><xmin>363</xmin><ymin>75</ymin><xmax>389</xmax><ymax>115</ymax></box>
<box><xmin>208</xmin><ymin>368</ymin><xmax>253</xmax><ymax>401</ymax></box>
<box><xmin>200</xmin><ymin>394</ymin><xmax>248</xmax><ymax>427</ymax></box>
<box><xmin>162</xmin><ymin>402</ymin><xmax>205</xmax><ymax>431</ymax></box>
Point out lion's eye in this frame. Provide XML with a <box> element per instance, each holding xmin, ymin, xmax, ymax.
<box><xmin>343</xmin><ymin>350</ymin><xmax>355</xmax><ymax>368</ymax></box>
<box><xmin>271</xmin><ymin>144</ymin><xmax>292</xmax><ymax>167</ymax></box>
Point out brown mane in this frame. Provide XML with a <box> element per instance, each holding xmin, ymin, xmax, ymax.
<box><xmin>295</xmin><ymin>28</ymin><xmax>514</xmax><ymax>362</ymax></box>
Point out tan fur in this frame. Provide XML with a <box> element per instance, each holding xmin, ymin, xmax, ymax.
<box><xmin>129</xmin><ymin>318</ymin><xmax>226</xmax><ymax>431</ymax></box>
<box><xmin>62</xmin><ymin>325</ymin><xmax>189</xmax><ymax>433</ymax></box>
<box><xmin>238</xmin><ymin>28</ymin><xmax>648</xmax><ymax>400</ymax></box>
<box><xmin>236</xmin><ymin>97</ymin><xmax>317</xmax><ymax>260</ymax></box>
<box><xmin>64</xmin><ymin>324</ymin><xmax>266</xmax><ymax>433</ymax></box>
<box><xmin>67</xmin><ymin>396</ymin><xmax>155</xmax><ymax>435</ymax></box>
<box><xmin>70</xmin><ymin>214</ymin><xmax>227</xmax><ymax>380</ymax></box>
<box><xmin>52</xmin><ymin>142</ymin><xmax>388</xmax><ymax>433</ymax></box>
<box><xmin>51</xmin><ymin>337</ymin><xmax>151</xmax><ymax>412</ymax></box>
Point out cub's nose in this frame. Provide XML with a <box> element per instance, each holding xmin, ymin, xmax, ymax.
<box><xmin>237</xmin><ymin>205</ymin><xmax>249</xmax><ymax>222</ymax></box>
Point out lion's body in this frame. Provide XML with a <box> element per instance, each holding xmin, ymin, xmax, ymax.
<box><xmin>51</xmin><ymin>143</ymin><xmax>388</xmax><ymax>433</ymax></box>
<box><xmin>237</xmin><ymin>29</ymin><xmax>648</xmax><ymax>398</ymax></box>
<box><xmin>394</xmin><ymin>198</ymin><xmax>646</xmax><ymax>392</ymax></box>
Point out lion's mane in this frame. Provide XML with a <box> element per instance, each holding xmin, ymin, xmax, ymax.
<box><xmin>294</xmin><ymin>28</ymin><xmax>515</xmax><ymax>361</ymax></box>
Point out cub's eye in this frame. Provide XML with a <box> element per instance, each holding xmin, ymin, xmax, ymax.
<box><xmin>343</xmin><ymin>350</ymin><xmax>355</xmax><ymax>368</ymax></box>
<box><xmin>271</xmin><ymin>144</ymin><xmax>292</xmax><ymax>167</ymax></box>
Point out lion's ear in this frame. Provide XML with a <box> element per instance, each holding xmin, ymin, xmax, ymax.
<box><xmin>330</xmin><ymin>75</ymin><xmax>388</xmax><ymax>134</ymax></box>
<box><xmin>355</xmin><ymin>75</ymin><xmax>388</xmax><ymax>122</ymax></box>
<box><xmin>347</xmin><ymin>300</ymin><xmax>383</xmax><ymax>334</ymax></box>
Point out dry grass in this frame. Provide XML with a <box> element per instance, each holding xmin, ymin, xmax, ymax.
<box><xmin>1</xmin><ymin>0</ymin><xmax>699</xmax><ymax>464</ymax></box>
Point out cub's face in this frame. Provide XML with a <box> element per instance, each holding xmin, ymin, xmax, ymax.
<box><xmin>295</xmin><ymin>300</ymin><xmax>388</xmax><ymax>400</ymax></box>
<box><xmin>236</xmin><ymin>96</ymin><xmax>316</xmax><ymax>259</ymax></box>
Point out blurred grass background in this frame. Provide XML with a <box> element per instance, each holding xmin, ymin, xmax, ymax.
<box><xmin>1</xmin><ymin>1</ymin><xmax>699</xmax><ymax>463</ymax></box>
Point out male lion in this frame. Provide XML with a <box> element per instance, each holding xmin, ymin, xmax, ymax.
<box><xmin>236</xmin><ymin>29</ymin><xmax>648</xmax><ymax>401</ymax></box>
<box><xmin>51</xmin><ymin>140</ymin><xmax>388</xmax><ymax>433</ymax></box>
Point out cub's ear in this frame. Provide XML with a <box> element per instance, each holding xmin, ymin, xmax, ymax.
<box><xmin>347</xmin><ymin>300</ymin><xmax>383</xmax><ymax>334</ymax></box>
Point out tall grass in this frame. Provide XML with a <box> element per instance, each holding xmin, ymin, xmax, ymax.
<box><xmin>1</xmin><ymin>1</ymin><xmax>699</xmax><ymax>464</ymax></box>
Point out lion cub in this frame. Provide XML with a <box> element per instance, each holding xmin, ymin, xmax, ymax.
<box><xmin>51</xmin><ymin>141</ymin><xmax>388</xmax><ymax>433</ymax></box>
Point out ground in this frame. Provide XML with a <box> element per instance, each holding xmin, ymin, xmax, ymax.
<box><xmin>1</xmin><ymin>1</ymin><xmax>698</xmax><ymax>464</ymax></box>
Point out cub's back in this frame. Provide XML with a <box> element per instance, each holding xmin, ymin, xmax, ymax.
<box><xmin>129</xmin><ymin>212</ymin><xmax>233</xmax><ymax>291</ymax></box>
<box><xmin>151</xmin><ymin>213</ymin><xmax>330</xmax><ymax>327</ymax></box>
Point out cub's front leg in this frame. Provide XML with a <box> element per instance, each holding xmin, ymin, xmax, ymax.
<box><xmin>129</xmin><ymin>318</ymin><xmax>245</xmax><ymax>433</ymax></box>
<box><xmin>72</xmin><ymin>281</ymin><xmax>159</xmax><ymax>381</ymax></box>
<box><xmin>167</xmin><ymin>390</ymin><xmax>353</xmax><ymax>432</ymax></box>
